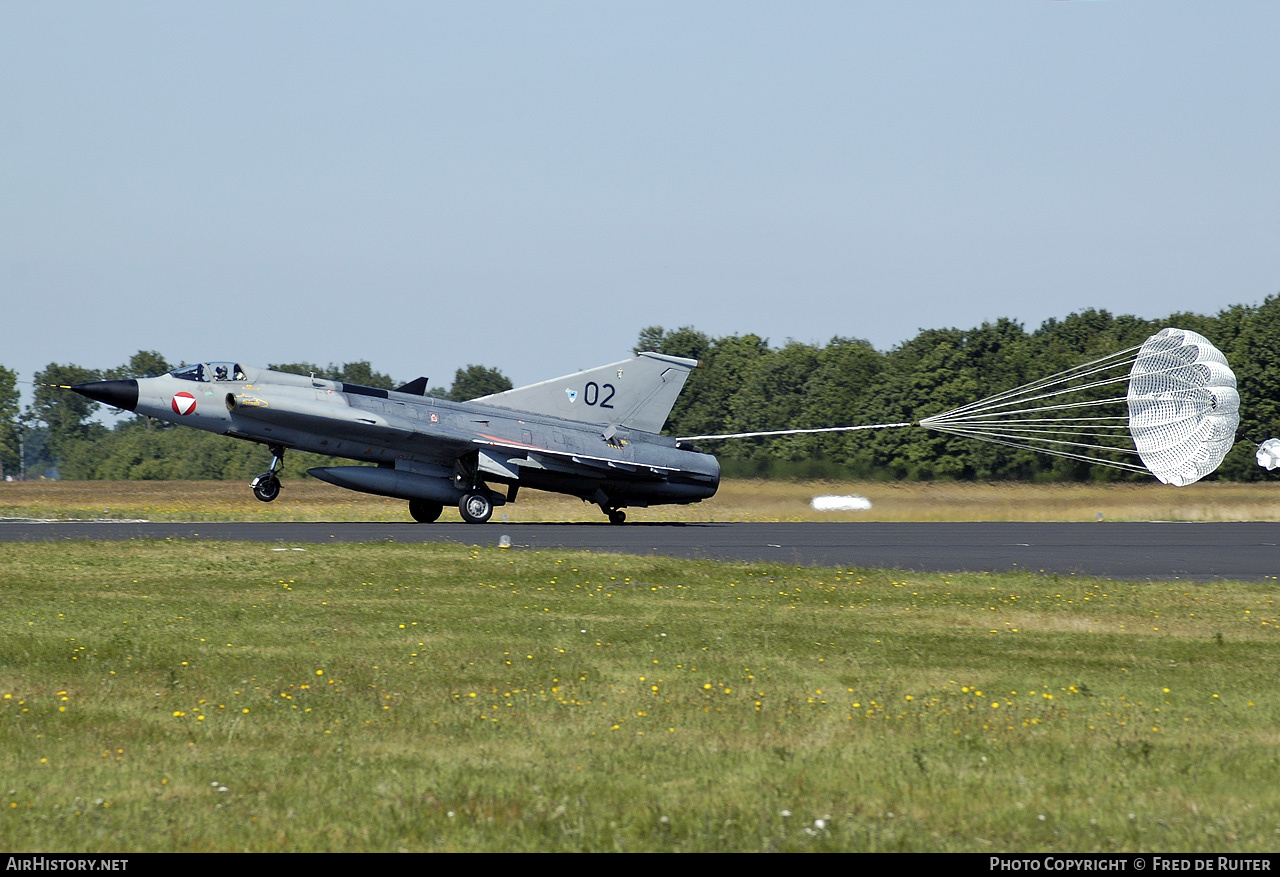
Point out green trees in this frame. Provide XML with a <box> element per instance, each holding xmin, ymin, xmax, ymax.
<box><xmin>16</xmin><ymin>355</ymin><xmax>515</xmax><ymax>479</ymax></box>
<box><xmin>333</xmin><ymin>361</ymin><xmax>396</xmax><ymax>390</ymax></box>
<box><xmin>265</xmin><ymin>361</ymin><xmax>396</xmax><ymax>389</ymax></box>
<box><xmin>447</xmin><ymin>365</ymin><xmax>513</xmax><ymax>401</ymax></box>
<box><xmin>27</xmin><ymin>363</ymin><xmax>106</xmax><ymax>477</ymax></box>
<box><xmin>635</xmin><ymin>306</ymin><xmax>1268</xmax><ymax>483</ymax></box>
<box><xmin>666</xmin><ymin>333</ymin><xmax>769</xmax><ymax>446</ymax></box>
<box><xmin>802</xmin><ymin>338</ymin><xmax>885</xmax><ymax>477</ymax></box>
<box><xmin>5</xmin><ymin>302</ymin><xmax>1277</xmax><ymax>484</ymax></box>
<box><xmin>725</xmin><ymin>341</ymin><xmax>821</xmax><ymax>471</ymax></box>
<box><xmin>1219</xmin><ymin>296</ymin><xmax>1280</xmax><ymax>480</ymax></box>
<box><xmin>106</xmin><ymin>351</ymin><xmax>172</xmax><ymax>380</ymax></box>
<box><xmin>0</xmin><ymin>366</ymin><xmax>18</xmax><ymax>478</ymax></box>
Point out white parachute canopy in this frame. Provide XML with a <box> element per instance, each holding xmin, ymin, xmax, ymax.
<box><xmin>1255</xmin><ymin>438</ymin><xmax>1280</xmax><ymax>471</ymax></box>
<box><xmin>919</xmin><ymin>327</ymin><xmax>1240</xmax><ymax>486</ymax></box>
<box><xmin>1126</xmin><ymin>328</ymin><xmax>1240</xmax><ymax>486</ymax></box>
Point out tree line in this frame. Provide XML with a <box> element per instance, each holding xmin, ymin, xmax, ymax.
<box><xmin>4</xmin><ymin>357</ymin><xmax>511</xmax><ymax>482</ymax></box>
<box><xmin>6</xmin><ymin>296</ymin><xmax>1280</xmax><ymax>483</ymax></box>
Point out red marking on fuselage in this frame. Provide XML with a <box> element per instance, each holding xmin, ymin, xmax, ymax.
<box><xmin>172</xmin><ymin>392</ymin><xmax>197</xmax><ymax>415</ymax></box>
<box><xmin>475</xmin><ymin>432</ymin><xmax>546</xmax><ymax>451</ymax></box>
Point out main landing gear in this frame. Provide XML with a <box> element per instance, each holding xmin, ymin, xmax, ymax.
<box><xmin>451</xmin><ymin>451</ymin><xmax>496</xmax><ymax>524</ymax></box>
<box><xmin>603</xmin><ymin>506</ymin><xmax>626</xmax><ymax>525</ymax></box>
<box><xmin>410</xmin><ymin>492</ymin><xmax>493</xmax><ymax>524</ymax></box>
<box><xmin>250</xmin><ymin>445</ymin><xmax>285</xmax><ymax>503</ymax></box>
<box><xmin>408</xmin><ymin>499</ymin><xmax>443</xmax><ymax>523</ymax></box>
<box><xmin>459</xmin><ymin>491</ymin><xmax>494</xmax><ymax>525</ymax></box>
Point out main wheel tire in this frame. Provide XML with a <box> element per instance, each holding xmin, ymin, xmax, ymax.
<box><xmin>458</xmin><ymin>491</ymin><xmax>493</xmax><ymax>524</ymax></box>
<box><xmin>607</xmin><ymin>508</ymin><xmax>627</xmax><ymax>525</ymax></box>
<box><xmin>252</xmin><ymin>475</ymin><xmax>281</xmax><ymax>503</ymax></box>
<box><xmin>408</xmin><ymin>499</ymin><xmax>444</xmax><ymax>523</ymax></box>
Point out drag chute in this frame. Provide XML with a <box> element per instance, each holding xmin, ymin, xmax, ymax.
<box><xmin>1126</xmin><ymin>328</ymin><xmax>1240</xmax><ymax>486</ymax></box>
<box><xmin>919</xmin><ymin>327</ymin><xmax>1240</xmax><ymax>486</ymax></box>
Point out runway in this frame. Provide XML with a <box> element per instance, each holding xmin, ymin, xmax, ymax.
<box><xmin>2</xmin><ymin>520</ymin><xmax>1278</xmax><ymax>580</ymax></box>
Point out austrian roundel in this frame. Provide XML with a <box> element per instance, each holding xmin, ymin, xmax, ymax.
<box><xmin>171</xmin><ymin>392</ymin><xmax>197</xmax><ymax>415</ymax></box>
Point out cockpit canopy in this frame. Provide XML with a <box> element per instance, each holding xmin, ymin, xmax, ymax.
<box><xmin>171</xmin><ymin>362</ymin><xmax>247</xmax><ymax>382</ymax></box>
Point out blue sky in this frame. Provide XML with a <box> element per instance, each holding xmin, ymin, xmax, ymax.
<box><xmin>4</xmin><ymin>1</ymin><xmax>1278</xmax><ymax>395</ymax></box>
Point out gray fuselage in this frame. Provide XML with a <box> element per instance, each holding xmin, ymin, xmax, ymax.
<box><xmin>79</xmin><ymin>362</ymin><xmax>720</xmax><ymax>517</ymax></box>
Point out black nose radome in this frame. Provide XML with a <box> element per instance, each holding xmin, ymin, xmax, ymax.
<box><xmin>71</xmin><ymin>379</ymin><xmax>139</xmax><ymax>412</ymax></box>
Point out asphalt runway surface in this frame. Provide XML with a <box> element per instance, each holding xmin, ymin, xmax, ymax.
<box><xmin>2</xmin><ymin>520</ymin><xmax>1279</xmax><ymax>580</ymax></box>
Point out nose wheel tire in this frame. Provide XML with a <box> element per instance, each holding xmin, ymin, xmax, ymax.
<box><xmin>459</xmin><ymin>491</ymin><xmax>494</xmax><ymax>524</ymax></box>
<box><xmin>252</xmin><ymin>474</ymin><xmax>281</xmax><ymax>503</ymax></box>
<box><xmin>408</xmin><ymin>499</ymin><xmax>444</xmax><ymax>523</ymax></box>
<box><xmin>607</xmin><ymin>508</ymin><xmax>627</xmax><ymax>525</ymax></box>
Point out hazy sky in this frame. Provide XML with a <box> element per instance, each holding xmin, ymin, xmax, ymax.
<box><xmin>4</xmin><ymin>1</ymin><xmax>1279</xmax><ymax>397</ymax></box>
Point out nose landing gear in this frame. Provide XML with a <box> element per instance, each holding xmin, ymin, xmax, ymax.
<box><xmin>250</xmin><ymin>445</ymin><xmax>285</xmax><ymax>503</ymax></box>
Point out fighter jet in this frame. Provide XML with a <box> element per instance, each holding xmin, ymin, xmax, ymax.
<box><xmin>69</xmin><ymin>353</ymin><xmax>719</xmax><ymax>524</ymax></box>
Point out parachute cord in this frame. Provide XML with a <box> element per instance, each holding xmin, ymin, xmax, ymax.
<box><xmin>923</xmin><ymin>372</ymin><xmax>1136</xmax><ymax>422</ymax></box>
<box><xmin>923</xmin><ymin>395</ymin><xmax>1131</xmax><ymax>426</ymax></box>
<box><xmin>926</xmin><ymin>423</ymin><xmax>1142</xmax><ymax>458</ymax></box>
<box><xmin>925</xmin><ymin>345</ymin><xmax>1142</xmax><ymax>421</ymax></box>
<box><xmin>924</xmin><ymin>428</ymin><xmax>1151</xmax><ymax>475</ymax></box>
<box><xmin>925</xmin><ymin>351</ymin><xmax>1223</xmax><ymax>426</ymax></box>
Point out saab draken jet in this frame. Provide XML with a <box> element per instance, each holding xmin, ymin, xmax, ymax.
<box><xmin>70</xmin><ymin>354</ymin><xmax>719</xmax><ymax>524</ymax></box>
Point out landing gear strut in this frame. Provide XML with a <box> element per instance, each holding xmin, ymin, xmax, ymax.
<box><xmin>251</xmin><ymin>445</ymin><xmax>285</xmax><ymax>503</ymax></box>
<box><xmin>453</xmin><ymin>451</ymin><xmax>497</xmax><ymax>524</ymax></box>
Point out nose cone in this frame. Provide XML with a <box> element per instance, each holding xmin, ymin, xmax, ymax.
<box><xmin>71</xmin><ymin>379</ymin><xmax>139</xmax><ymax>411</ymax></box>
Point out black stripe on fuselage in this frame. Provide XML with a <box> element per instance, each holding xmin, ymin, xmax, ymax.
<box><xmin>340</xmin><ymin>383</ymin><xmax>390</xmax><ymax>399</ymax></box>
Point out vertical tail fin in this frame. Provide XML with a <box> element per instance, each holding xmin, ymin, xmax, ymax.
<box><xmin>471</xmin><ymin>352</ymin><xmax>696</xmax><ymax>434</ymax></box>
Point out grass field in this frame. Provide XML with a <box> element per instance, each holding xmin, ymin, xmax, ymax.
<box><xmin>1</xmin><ymin>539</ymin><xmax>1278</xmax><ymax>852</ymax></box>
<box><xmin>4</xmin><ymin>477</ymin><xmax>1280</xmax><ymax>523</ymax></box>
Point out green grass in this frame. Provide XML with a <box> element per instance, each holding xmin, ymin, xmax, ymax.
<box><xmin>1</xmin><ymin>541</ymin><xmax>1278</xmax><ymax>851</ymax></box>
<box><xmin>8</xmin><ymin>478</ymin><xmax>1280</xmax><ymax>523</ymax></box>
